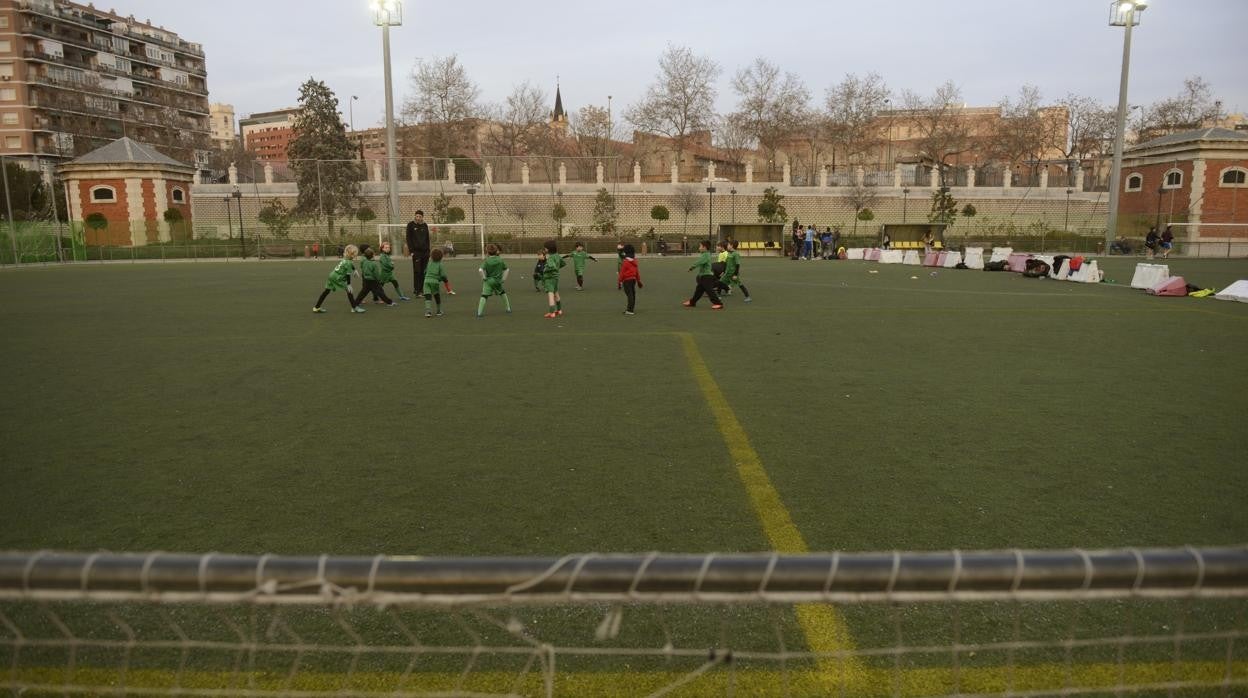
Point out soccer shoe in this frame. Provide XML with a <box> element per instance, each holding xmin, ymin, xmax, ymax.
<box><xmin>424</xmin><ymin>311</ymin><xmax>432</xmax><ymax>318</ymax></box>
<box><xmin>448</xmin><ymin>290</ymin><xmax>456</xmax><ymax>295</ymax></box>
<box><xmin>476</xmin><ymin>313</ymin><xmax>483</xmax><ymax>319</ymax></box>
<box><xmin>681</xmin><ymin>300</ymin><xmax>694</xmax><ymax>307</ymax></box>
<box><xmin>352</xmin><ymin>306</ymin><xmax>366</xmax><ymax>313</ymax></box>
<box><xmin>436</xmin><ymin>311</ymin><xmax>444</xmax><ymax>317</ymax></box>
<box><xmin>386</xmin><ymin>302</ymin><xmax>397</xmax><ymax>307</ymax></box>
<box><xmin>312</xmin><ymin>307</ymin><xmax>326</xmax><ymax>313</ymax></box>
<box><xmin>743</xmin><ymin>297</ymin><xmax>753</xmax><ymax>303</ymax></box>
<box><xmin>543</xmin><ymin>312</ymin><xmax>557</xmax><ymax>318</ymax></box>
<box><xmin>399</xmin><ymin>295</ymin><xmax>411</xmax><ymax>301</ymax></box>
<box><xmin>624</xmin><ymin>311</ymin><xmax>635</xmax><ymax>316</ymax></box>
<box><xmin>373</xmin><ymin>300</ymin><xmax>384</xmax><ymax>305</ymax></box>
<box><xmin>576</xmin><ymin>286</ymin><xmax>583</xmax><ymax>291</ymax></box>
<box><xmin>711</xmin><ymin>304</ymin><xmax>724</xmax><ymax>310</ymax></box>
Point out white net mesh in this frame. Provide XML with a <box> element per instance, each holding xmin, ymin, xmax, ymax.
<box><xmin>2</xmin><ymin>549</ymin><xmax>1246</xmax><ymax>697</ymax></box>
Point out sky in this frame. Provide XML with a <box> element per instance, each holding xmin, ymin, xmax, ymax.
<box><xmin>119</xmin><ymin>0</ymin><xmax>1248</xmax><ymax>130</ymax></box>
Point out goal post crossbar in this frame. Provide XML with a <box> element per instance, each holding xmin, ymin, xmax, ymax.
<box><xmin>3</xmin><ymin>547</ymin><xmax>1246</xmax><ymax>606</ymax></box>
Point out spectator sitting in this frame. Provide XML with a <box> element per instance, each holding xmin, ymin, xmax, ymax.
<box><xmin>1110</xmin><ymin>235</ymin><xmax>1132</xmax><ymax>255</ymax></box>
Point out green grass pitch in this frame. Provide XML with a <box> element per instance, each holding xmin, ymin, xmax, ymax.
<box><xmin>2</xmin><ymin>254</ymin><xmax>1246</xmax><ymax>555</ymax></box>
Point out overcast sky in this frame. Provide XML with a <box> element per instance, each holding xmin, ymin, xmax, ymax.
<box><xmin>121</xmin><ymin>0</ymin><xmax>1247</xmax><ymax>129</ymax></box>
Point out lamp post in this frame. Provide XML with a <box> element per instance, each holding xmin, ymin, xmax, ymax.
<box><xmin>371</xmin><ymin>0</ymin><xmax>402</xmax><ymax>226</ymax></box>
<box><xmin>231</xmin><ymin>186</ymin><xmax>244</xmax><ymax>256</ymax></box>
<box><xmin>902</xmin><ymin>187</ymin><xmax>910</xmax><ymax>223</ymax></box>
<box><xmin>223</xmin><ymin>196</ymin><xmax>233</xmax><ymax>241</ymax></box>
<box><xmin>1154</xmin><ymin>184</ymin><xmax>1164</xmax><ymax>231</ymax></box>
<box><xmin>465</xmin><ymin>183</ymin><xmax>477</xmax><ymax>225</ymax></box>
<box><xmin>730</xmin><ymin>187</ymin><xmax>737</xmax><ymax>223</ymax></box>
<box><xmin>706</xmin><ymin>184</ymin><xmax>716</xmax><ymax>244</ymax></box>
<box><xmin>1066</xmin><ymin>188</ymin><xmax>1074</xmax><ymax>232</ymax></box>
<box><xmin>349</xmin><ymin>95</ymin><xmax>363</xmax><ymax>160</ymax></box>
<box><xmin>1105</xmin><ymin>0</ymin><xmax>1148</xmax><ymax>252</ymax></box>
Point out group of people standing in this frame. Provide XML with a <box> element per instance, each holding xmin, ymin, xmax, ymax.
<box><xmin>790</xmin><ymin>221</ymin><xmax>843</xmax><ymax>260</ymax></box>
<box><xmin>1145</xmin><ymin>225</ymin><xmax>1175</xmax><ymax>259</ymax></box>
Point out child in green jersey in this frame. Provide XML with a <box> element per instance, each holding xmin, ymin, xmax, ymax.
<box><xmin>357</xmin><ymin>247</ymin><xmax>396</xmax><ymax>306</ymax></box>
<box><xmin>681</xmin><ymin>240</ymin><xmax>723</xmax><ymax>309</ymax></box>
<box><xmin>541</xmin><ymin>239</ymin><xmax>565</xmax><ymax>318</ymax></box>
<box><xmin>313</xmin><ymin>244</ymin><xmax>364</xmax><ymax>313</ymax></box>
<box><xmin>477</xmin><ymin>244</ymin><xmax>512</xmax><ymax>318</ymax></box>
<box><xmin>722</xmin><ymin>239</ymin><xmax>751</xmax><ymax>302</ymax></box>
<box><xmin>532</xmin><ymin>251</ymin><xmax>547</xmax><ymax>292</ymax></box>
<box><xmin>565</xmin><ymin>241</ymin><xmax>597</xmax><ymax>290</ymax></box>
<box><xmin>378</xmin><ymin>241</ymin><xmax>409</xmax><ymax>301</ymax></box>
<box><xmin>422</xmin><ymin>248</ymin><xmax>449</xmax><ymax>318</ymax></box>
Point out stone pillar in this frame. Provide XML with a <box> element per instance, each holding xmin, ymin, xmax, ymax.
<box><xmin>484</xmin><ymin>163</ymin><xmax>493</xmax><ymax>185</ymax></box>
<box><xmin>707</xmin><ymin>162</ymin><xmax>716</xmax><ymax>183</ymax></box>
<box><xmin>410</xmin><ymin>162</ymin><xmax>420</xmax><ymax>182</ymax></box>
<box><xmin>596</xmin><ymin>161</ymin><xmax>604</xmax><ymax>185</ymax></box>
<box><xmin>855</xmin><ymin>166</ymin><xmax>865</xmax><ymax>186</ymax></box>
<box><xmin>227</xmin><ymin>163</ymin><xmax>238</xmax><ymax>185</ymax></box>
<box><xmin>893</xmin><ymin>168</ymin><xmax>902</xmax><ymax>188</ymax></box>
<box><xmin>1003</xmin><ymin>167</ymin><xmax>1013</xmax><ymax>190</ymax></box>
<box><xmin>263</xmin><ymin>163</ymin><xmax>274</xmax><ymax>184</ymax></box>
<box><xmin>633</xmin><ymin>161</ymin><xmax>641</xmax><ymax>185</ymax></box>
<box><xmin>819</xmin><ymin>167</ymin><xmax>828</xmax><ymax>188</ymax></box>
<box><xmin>558</xmin><ymin>162</ymin><xmax>567</xmax><ymax>185</ymax></box>
<box><xmin>929</xmin><ymin>167</ymin><xmax>939</xmax><ymax>188</ymax></box>
<box><xmin>446</xmin><ymin>160</ymin><xmax>456</xmax><ymax>183</ymax></box>
<box><xmin>1039</xmin><ymin>168</ymin><xmax>1049</xmax><ymax>189</ymax></box>
<box><xmin>372</xmin><ymin>160</ymin><xmax>383</xmax><ymax>182</ymax></box>
<box><xmin>781</xmin><ymin>161</ymin><xmax>790</xmax><ymax>186</ymax></box>
<box><xmin>745</xmin><ymin>162</ymin><xmax>754</xmax><ymax>184</ymax></box>
<box><xmin>670</xmin><ymin>164</ymin><xmax>678</xmax><ymax>184</ymax></box>
<box><xmin>967</xmin><ymin>166</ymin><xmax>976</xmax><ymax>188</ymax></box>
<box><xmin>193</xmin><ymin>171</ymin><xmax>201</xmax><ymax>185</ymax></box>
<box><xmin>521</xmin><ymin>163</ymin><xmax>530</xmax><ymax>185</ymax></box>
<box><xmin>1074</xmin><ymin>168</ymin><xmax>1085</xmax><ymax>191</ymax></box>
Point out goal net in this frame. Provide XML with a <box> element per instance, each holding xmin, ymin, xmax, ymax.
<box><xmin>378</xmin><ymin>223</ymin><xmax>485</xmax><ymax>259</ymax></box>
<box><xmin>1152</xmin><ymin>223</ymin><xmax>1248</xmax><ymax>258</ymax></box>
<box><xmin>2</xmin><ymin>547</ymin><xmax>1246</xmax><ymax>697</ymax></box>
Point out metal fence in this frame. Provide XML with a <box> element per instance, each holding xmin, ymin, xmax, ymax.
<box><xmin>1</xmin><ymin>547</ymin><xmax>1245</xmax><ymax>697</ymax></box>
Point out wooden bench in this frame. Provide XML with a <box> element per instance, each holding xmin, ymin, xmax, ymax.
<box><xmin>260</xmin><ymin>244</ymin><xmax>297</xmax><ymax>258</ymax></box>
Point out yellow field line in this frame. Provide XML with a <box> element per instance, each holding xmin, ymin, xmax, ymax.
<box><xmin>677</xmin><ymin>331</ymin><xmax>866</xmax><ymax>690</ymax></box>
<box><xmin>6</xmin><ymin>661</ymin><xmax>1245</xmax><ymax>697</ymax></box>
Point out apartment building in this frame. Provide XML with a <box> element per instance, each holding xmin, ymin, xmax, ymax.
<box><xmin>0</xmin><ymin>0</ymin><xmax>211</xmax><ymax>171</ymax></box>
<box><xmin>209</xmin><ymin>101</ymin><xmax>233</xmax><ymax>149</ymax></box>
<box><xmin>239</xmin><ymin>106</ymin><xmax>297</xmax><ymax>162</ymax></box>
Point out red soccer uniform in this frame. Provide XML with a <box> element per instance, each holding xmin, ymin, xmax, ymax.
<box><xmin>618</xmin><ymin>258</ymin><xmax>642</xmax><ymax>285</ymax></box>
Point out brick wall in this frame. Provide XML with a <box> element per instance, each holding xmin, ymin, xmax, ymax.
<box><xmin>1200</xmin><ymin>159</ymin><xmax>1248</xmax><ymax>232</ymax></box>
<box><xmin>78</xmin><ymin>178</ymin><xmax>132</xmax><ymax>246</ymax></box>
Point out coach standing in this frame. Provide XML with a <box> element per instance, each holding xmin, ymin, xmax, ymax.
<box><xmin>406</xmin><ymin>210</ymin><xmax>431</xmax><ymax>296</ymax></box>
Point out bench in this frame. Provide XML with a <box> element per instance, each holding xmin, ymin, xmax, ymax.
<box><xmin>658</xmin><ymin>242</ymin><xmax>684</xmax><ymax>255</ymax></box>
<box><xmin>260</xmin><ymin>244</ymin><xmax>297</xmax><ymax>258</ymax></box>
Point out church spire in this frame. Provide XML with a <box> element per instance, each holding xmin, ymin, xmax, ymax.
<box><xmin>551</xmin><ymin>78</ymin><xmax>567</xmax><ymax>129</ymax></box>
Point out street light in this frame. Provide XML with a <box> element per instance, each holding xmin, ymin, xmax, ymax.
<box><xmin>1066</xmin><ymin>188</ymin><xmax>1074</xmax><ymax>232</ymax></box>
<box><xmin>371</xmin><ymin>0</ymin><xmax>402</xmax><ymax>226</ymax></box>
<box><xmin>902</xmin><ymin>187</ymin><xmax>910</xmax><ymax>223</ymax></box>
<box><xmin>730</xmin><ymin>187</ymin><xmax>737</xmax><ymax>224</ymax></box>
<box><xmin>231</xmin><ymin>186</ymin><xmax>244</xmax><ymax>256</ymax></box>
<box><xmin>223</xmin><ymin>195</ymin><xmax>233</xmax><ymax>240</ymax></box>
<box><xmin>706</xmin><ymin>184</ymin><xmax>716</xmax><ymax>243</ymax></box>
<box><xmin>465</xmin><ymin>183</ymin><xmax>477</xmax><ymax>226</ymax></box>
<box><xmin>1105</xmin><ymin>0</ymin><xmax>1148</xmax><ymax>251</ymax></box>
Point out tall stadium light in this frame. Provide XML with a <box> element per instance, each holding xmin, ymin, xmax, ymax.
<box><xmin>1105</xmin><ymin>0</ymin><xmax>1148</xmax><ymax>252</ymax></box>
<box><xmin>706</xmin><ymin>184</ymin><xmax>716</xmax><ymax>243</ymax></box>
<box><xmin>371</xmin><ymin>0</ymin><xmax>402</xmax><ymax>226</ymax></box>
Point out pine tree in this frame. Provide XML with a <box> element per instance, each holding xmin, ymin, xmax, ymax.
<box><xmin>592</xmin><ymin>188</ymin><xmax>618</xmax><ymax>234</ymax></box>
<box><xmin>288</xmin><ymin>79</ymin><xmax>360</xmax><ymax>238</ymax></box>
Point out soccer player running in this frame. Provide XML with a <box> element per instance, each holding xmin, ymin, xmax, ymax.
<box><xmin>722</xmin><ymin>239</ymin><xmax>751</xmax><ymax>302</ymax></box>
<box><xmin>312</xmin><ymin>244</ymin><xmax>364</xmax><ymax>314</ymax></box>
<box><xmin>682</xmin><ymin>240</ymin><xmax>724</xmax><ymax>309</ymax></box>
<box><xmin>421</xmin><ymin>248</ymin><xmax>449</xmax><ymax>318</ymax></box>
<box><xmin>356</xmin><ymin>247</ymin><xmax>395</xmax><ymax>306</ymax></box>
<box><xmin>565</xmin><ymin>241</ymin><xmax>597</xmax><ymax>290</ymax></box>
<box><xmin>477</xmin><ymin>244</ymin><xmax>511</xmax><ymax>317</ymax></box>
<box><xmin>541</xmin><ymin>239</ymin><xmax>565</xmax><ymax>318</ymax></box>
<box><xmin>406</xmin><ymin>210</ymin><xmax>431</xmax><ymax>297</ymax></box>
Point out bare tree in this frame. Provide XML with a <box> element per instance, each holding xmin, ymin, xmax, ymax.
<box><xmin>673</xmin><ymin>185</ymin><xmax>704</xmax><ymax>237</ymax></box>
<box><xmin>569</xmin><ymin>105</ymin><xmax>613</xmax><ymax>180</ymax></box>
<box><xmin>625</xmin><ymin>45</ymin><xmax>720</xmax><ymax>175</ymax></box>
<box><xmin>901</xmin><ymin>81</ymin><xmax>977</xmax><ymax>185</ymax></box>
<box><xmin>845</xmin><ymin>182</ymin><xmax>878</xmax><ymax>236</ymax></box>
<box><xmin>402</xmin><ymin>54</ymin><xmax>481</xmax><ymax>162</ymax></box>
<box><xmin>1056</xmin><ymin>93</ymin><xmax>1116</xmax><ymax>165</ymax></box>
<box><xmin>990</xmin><ymin>85</ymin><xmax>1063</xmax><ymax>171</ymax></box>
<box><xmin>1137</xmin><ymin>76</ymin><xmax>1224</xmax><ymax>141</ymax></box>
<box><xmin>713</xmin><ymin>113</ymin><xmax>755</xmax><ymax>181</ymax></box>
<box><xmin>790</xmin><ymin>108</ymin><xmax>827</xmax><ymax>185</ymax></box>
<box><xmin>482</xmin><ymin>82</ymin><xmax>548</xmax><ymax>182</ymax></box>
<box><xmin>731</xmin><ymin>58</ymin><xmax>809</xmax><ymax>179</ymax></box>
<box><xmin>505</xmin><ymin>196</ymin><xmax>537</xmax><ymax>235</ymax></box>
<box><xmin>824</xmin><ymin>72</ymin><xmax>891</xmax><ymax>169</ymax></box>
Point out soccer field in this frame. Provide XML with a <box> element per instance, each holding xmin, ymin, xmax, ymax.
<box><xmin>2</xmin><ymin>255</ymin><xmax>1247</xmax><ymax>695</ymax></box>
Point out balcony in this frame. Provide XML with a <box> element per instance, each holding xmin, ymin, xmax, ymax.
<box><xmin>16</xmin><ymin>1</ymin><xmax>204</xmax><ymax>58</ymax></box>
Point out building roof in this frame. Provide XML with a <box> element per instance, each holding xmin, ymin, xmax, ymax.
<box><xmin>552</xmin><ymin>85</ymin><xmax>566</xmax><ymax>123</ymax></box>
<box><xmin>70</xmin><ymin>137</ymin><xmax>190</xmax><ymax>167</ymax></box>
<box><xmin>1132</xmin><ymin>127</ymin><xmax>1248</xmax><ymax>151</ymax></box>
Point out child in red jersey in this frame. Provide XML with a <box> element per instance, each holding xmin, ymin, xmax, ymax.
<box><xmin>617</xmin><ymin>244</ymin><xmax>642</xmax><ymax>315</ymax></box>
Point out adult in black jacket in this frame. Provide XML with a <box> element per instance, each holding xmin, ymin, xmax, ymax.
<box><xmin>406</xmin><ymin>210</ymin><xmax>431</xmax><ymax>295</ymax></box>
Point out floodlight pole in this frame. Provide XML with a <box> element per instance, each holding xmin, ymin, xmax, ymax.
<box><xmin>706</xmin><ymin>185</ymin><xmax>716</xmax><ymax>244</ymax></box>
<box><xmin>374</xmin><ymin>1</ymin><xmax>402</xmax><ymax>227</ymax></box>
<box><xmin>466</xmin><ymin>184</ymin><xmax>477</xmax><ymax>225</ymax></box>
<box><xmin>1106</xmin><ymin>0</ymin><xmax>1145</xmax><ymax>253</ymax></box>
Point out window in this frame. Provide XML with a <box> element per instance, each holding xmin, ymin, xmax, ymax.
<box><xmin>0</xmin><ymin>40</ymin><xmax>10</xmax><ymax>54</ymax></box>
<box><xmin>0</xmin><ymin>88</ymin><xmax>14</xmax><ymax>101</ymax></box>
<box><xmin>170</xmin><ymin>187</ymin><xmax>185</xmax><ymax>203</ymax></box>
<box><xmin>4</xmin><ymin>136</ymin><xmax>19</xmax><ymax>149</ymax></box>
<box><xmin>0</xmin><ymin>17</ymin><xmax>9</xmax><ymax>28</ymax></box>
<box><xmin>1125</xmin><ymin>173</ymin><xmax>1143</xmax><ymax>192</ymax></box>
<box><xmin>2</xmin><ymin>113</ymin><xmax>16</xmax><ymax>125</ymax></box>
<box><xmin>90</xmin><ymin>185</ymin><xmax>116</xmax><ymax>202</ymax></box>
<box><xmin>1163</xmin><ymin>169</ymin><xmax>1183</xmax><ymax>189</ymax></box>
<box><xmin>0</xmin><ymin>63</ymin><xmax>13</xmax><ymax>79</ymax></box>
<box><xmin>1222</xmin><ymin>168</ymin><xmax>1247</xmax><ymax>187</ymax></box>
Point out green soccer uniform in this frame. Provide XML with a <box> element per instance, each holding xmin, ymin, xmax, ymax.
<box><xmin>423</xmin><ymin>259</ymin><xmax>448</xmax><ymax>295</ymax></box>
<box><xmin>723</xmin><ymin>250</ymin><xmax>742</xmax><ymax>286</ymax></box>
<box><xmin>566</xmin><ymin>250</ymin><xmax>595</xmax><ymax>275</ymax></box>
<box><xmin>325</xmin><ymin>258</ymin><xmax>354</xmax><ymax>291</ymax></box>
<box><xmin>378</xmin><ymin>252</ymin><xmax>396</xmax><ymax>283</ymax></box>
<box><xmin>543</xmin><ymin>251</ymin><xmax>564</xmax><ymax>293</ymax></box>
<box><xmin>690</xmin><ymin>251</ymin><xmax>713</xmax><ymax>276</ymax></box>
<box><xmin>480</xmin><ymin>255</ymin><xmax>507</xmax><ymax>296</ymax></box>
<box><xmin>361</xmin><ymin>257</ymin><xmax>381</xmax><ymax>282</ymax></box>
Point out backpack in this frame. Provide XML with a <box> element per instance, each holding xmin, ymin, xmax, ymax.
<box><xmin>983</xmin><ymin>260</ymin><xmax>1009</xmax><ymax>271</ymax></box>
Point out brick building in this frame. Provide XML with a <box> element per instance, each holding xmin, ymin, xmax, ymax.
<box><xmin>0</xmin><ymin>0</ymin><xmax>210</xmax><ymax>171</ymax></box>
<box><xmin>1118</xmin><ymin>127</ymin><xmax>1248</xmax><ymax>240</ymax></box>
<box><xmin>59</xmin><ymin>135</ymin><xmax>194</xmax><ymax>245</ymax></box>
<box><xmin>239</xmin><ymin>106</ymin><xmax>297</xmax><ymax>162</ymax></box>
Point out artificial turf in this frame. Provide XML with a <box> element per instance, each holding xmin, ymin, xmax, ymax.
<box><xmin>1</xmin><ymin>253</ymin><xmax>1246</xmax><ymax>695</ymax></box>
